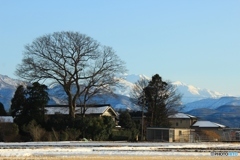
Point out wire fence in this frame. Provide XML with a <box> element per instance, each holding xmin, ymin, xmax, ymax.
<box><xmin>190</xmin><ymin>129</ymin><xmax>240</xmax><ymax>142</ymax></box>
<box><xmin>147</xmin><ymin>128</ymin><xmax>240</xmax><ymax>142</ymax></box>
<box><xmin>221</xmin><ymin>128</ymin><xmax>240</xmax><ymax>142</ymax></box>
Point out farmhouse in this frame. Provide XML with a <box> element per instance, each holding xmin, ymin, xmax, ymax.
<box><xmin>45</xmin><ymin>104</ymin><xmax>118</xmax><ymax>121</ymax></box>
<box><xmin>168</xmin><ymin>112</ymin><xmax>197</xmax><ymax>128</ymax></box>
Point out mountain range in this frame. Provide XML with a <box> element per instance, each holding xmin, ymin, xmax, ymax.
<box><xmin>1</xmin><ymin>74</ymin><xmax>240</xmax><ymax>127</ymax></box>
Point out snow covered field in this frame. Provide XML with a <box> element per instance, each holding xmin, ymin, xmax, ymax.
<box><xmin>0</xmin><ymin>141</ymin><xmax>240</xmax><ymax>158</ymax></box>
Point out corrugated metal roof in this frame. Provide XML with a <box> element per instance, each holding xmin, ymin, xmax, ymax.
<box><xmin>192</xmin><ymin>121</ymin><xmax>225</xmax><ymax>128</ymax></box>
<box><xmin>168</xmin><ymin>113</ymin><xmax>196</xmax><ymax>119</ymax></box>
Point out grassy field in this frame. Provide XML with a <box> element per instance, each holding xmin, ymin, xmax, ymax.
<box><xmin>1</xmin><ymin>156</ymin><xmax>240</xmax><ymax>160</ymax></box>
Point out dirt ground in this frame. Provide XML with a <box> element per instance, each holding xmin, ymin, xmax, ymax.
<box><xmin>1</xmin><ymin>156</ymin><xmax>240</xmax><ymax>160</ymax></box>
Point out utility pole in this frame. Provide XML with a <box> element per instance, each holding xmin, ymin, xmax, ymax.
<box><xmin>139</xmin><ymin>93</ymin><xmax>145</xmax><ymax>141</ymax></box>
<box><xmin>141</xmin><ymin>103</ymin><xmax>144</xmax><ymax>141</ymax></box>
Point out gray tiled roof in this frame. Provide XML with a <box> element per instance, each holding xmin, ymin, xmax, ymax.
<box><xmin>192</xmin><ymin>120</ymin><xmax>225</xmax><ymax>128</ymax></box>
<box><xmin>45</xmin><ymin>105</ymin><xmax>117</xmax><ymax>116</ymax></box>
<box><xmin>168</xmin><ymin>113</ymin><xmax>196</xmax><ymax>119</ymax></box>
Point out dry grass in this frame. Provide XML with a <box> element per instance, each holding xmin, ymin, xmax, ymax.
<box><xmin>0</xmin><ymin>156</ymin><xmax>240</xmax><ymax>160</ymax></box>
<box><xmin>201</xmin><ymin>130</ymin><xmax>221</xmax><ymax>141</ymax></box>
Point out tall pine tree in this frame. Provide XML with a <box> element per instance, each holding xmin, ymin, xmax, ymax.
<box><xmin>0</xmin><ymin>102</ymin><xmax>7</xmax><ymax>116</ymax></box>
<box><xmin>10</xmin><ymin>85</ymin><xmax>26</xmax><ymax>118</ymax></box>
<box><xmin>24</xmin><ymin>82</ymin><xmax>49</xmax><ymax>123</ymax></box>
<box><xmin>143</xmin><ymin>74</ymin><xmax>181</xmax><ymax>127</ymax></box>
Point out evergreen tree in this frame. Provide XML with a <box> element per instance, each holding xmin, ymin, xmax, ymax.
<box><xmin>142</xmin><ymin>74</ymin><xmax>181</xmax><ymax>127</ymax></box>
<box><xmin>11</xmin><ymin>82</ymin><xmax>49</xmax><ymax>126</ymax></box>
<box><xmin>24</xmin><ymin>82</ymin><xmax>49</xmax><ymax>123</ymax></box>
<box><xmin>118</xmin><ymin>111</ymin><xmax>139</xmax><ymax>141</ymax></box>
<box><xmin>10</xmin><ymin>85</ymin><xmax>26</xmax><ymax>118</ymax></box>
<box><xmin>119</xmin><ymin>110</ymin><xmax>135</xmax><ymax>129</ymax></box>
<box><xmin>0</xmin><ymin>102</ymin><xmax>7</xmax><ymax>116</ymax></box>
<box><xmin>82</xmin><ymin>116</ymin><xmax>115</xmax><ymax>141</ymax></box>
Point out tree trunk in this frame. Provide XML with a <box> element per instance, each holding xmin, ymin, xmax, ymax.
<box><xmin>69</xmin><ymin>105</ymin><xmax>75</xmax><ymax>119</ymax></box>
<box><xmin>68</xmin><ymin>94</ymin><xmax>75</xmax><ymax>119</ymax></box>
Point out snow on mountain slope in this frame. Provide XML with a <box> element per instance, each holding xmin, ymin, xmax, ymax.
<box><xmin>46</xmin><ymin>74</ymin><xmax>237</xmax><ymax>111</ymax></box>
<box><xmin>118</xmin><ymin>75</ymin><xmax>228</xmax><ymax>104</ymax></box>
<box><xmin>0</xmin><ymin>75</ymin><xmax>27</xmax><ymax>111</ymax></box>
<box><xmin>0</xmin><ymin>75</ymin><xmax>25</xmax><ymax>87</ymax></box>
<box><xmin>124</xmin><ymin>74</ymin><xmax>150</xmax><ymax>83</ymax></box>
<box><xmin>48</xmin><ymin>83</ymin><xmax>141</xmax><ymax>111</ymax></box>
<box><xmin>172</xmin><ymin>81</ymin><xmax>228</xmax><ymax>104</ymax></box>
<box><xmin>181</xmin><ymin>96</ymin><xmax>240</xmax><ymax>112</ymax></box>
<box><xmin>48</xmin><ymin>84</ymin><xmax>68</xmax><ymax>105</ymax></box>
<box><xmin>186</xmin><ymin>105</ymin><xmax>240</xmax><ymax>128</ymax></box>
<box><xmin>112</xmin><ymin>78</ymin><xmax>136</xmax><ymax>97</ymax></box>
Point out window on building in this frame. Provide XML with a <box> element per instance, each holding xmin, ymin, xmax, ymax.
<box><xmin>179</xmin><ymin>130</ymin><xmax>182</xmax><ymax>135</ymax></box>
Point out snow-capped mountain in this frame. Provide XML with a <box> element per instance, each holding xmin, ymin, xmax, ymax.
<box><xmin>124</xmin><ymin>74</ymin><xmax>151</xmax><ymax>83</ymax></box>
<box><xmin>121</xmin><ymin>74</ymin><xmax>229</xmax><ymax>104</ymax></box>
<box><xmin>172</xmin><ymin>81</ymin><xmax>229</xmax><ymax>104</ymax></box>
<box><xmin>0</xmin><ymin>74</ymin><xmax>235</xmax><ymax>112</ymax></box>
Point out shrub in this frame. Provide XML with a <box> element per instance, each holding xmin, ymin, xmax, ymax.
<box><xmin>59</xmin><ymin>131</ymin><xmax>69</xmax><ymax>141</ymax></box>
<box><xmin>0</xmin><ymin>123</ymin><xmax>19</xmax><ymax>142</ymax></box>
<box><xmin>80</xmin><ymin>116</ymin><xmax>115</xmax><ymax>141</ymax></box>
<box><xmin>111</xmin><ymin>128</ymin><xmax>139</xmax><ymax>141</ymax></box>
<box><xmin>22</xmin><ymin>120</ymin><xmax>46</xmax><ymax>141</ymax></box>
<box><xmin>64</xmin><ymin>128</ymin><xmax>81</xmax><ymax>141</ymax></box>
<box><xmin>200</xmin><ymin>130</ymin><xmax>221</xmax><ymax>141</ymax></box>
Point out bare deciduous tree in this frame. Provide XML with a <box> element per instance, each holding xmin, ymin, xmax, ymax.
<box><xmin>16</xmin><ymin>31</ymin><xmax>127</xmax><ymax>118</ymax></box>
<box><xmin>131</xmin><ymin>78</ymin><xmax>149</xmax><ymax>105</ymax></box>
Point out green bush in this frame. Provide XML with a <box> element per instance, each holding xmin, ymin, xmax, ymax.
<box><xmin>80</xmin><ymin>116</ymin><xmax>115</xmax><ymax>141</ymax></box>
<box><xmin>111</xmin><ymin>129</ymin><xmax>131</xmax><ymax>141</ymax></box>
<box><xmin>64</xmin><ymin>128</ymin><xmax>80</xmax><ymax>141</ymax></box>
<box><xmin>111</xmin><ymin>128</ymin><xmax>139</xmax><ymax>141</ymax></box>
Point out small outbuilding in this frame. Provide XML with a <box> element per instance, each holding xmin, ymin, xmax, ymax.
<box><xmin>191</xmin><ymin>120</ymin><xmax>226</xmax><ymax>142</ymax></box>
<box><xmin>146</xmin><ymin>127</ymin><xmax>194</xmax><ymax>142</ymax></box>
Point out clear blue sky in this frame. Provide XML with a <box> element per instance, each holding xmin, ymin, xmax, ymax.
<box><xmin>0</xmin><ymin>0</ymin><xmax>240</xmax><ymax>95</ymax></box>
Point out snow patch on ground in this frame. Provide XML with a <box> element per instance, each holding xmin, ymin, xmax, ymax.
<box><xmin>0</xmin><ymin>142</ymin><xmax>239</xmax><ymax>157</ymax></box>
